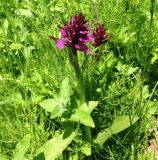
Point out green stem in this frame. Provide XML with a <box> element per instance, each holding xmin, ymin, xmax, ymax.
<box><xmin>85</xmin><ymin>126</ymin><xmax>92</xmax><ymax>142</ymax></box>
<box><xmin>69</xmin><ymin>48</ymin><xmax>85</xmax><ymax>104</ymax></box>
<box><xmin>150</xmin><ymin>0</ymin><xmax>155</xmax><ymax>27</ymax></box>
<box><xmin>69</xmin><ymin>48</ymin><xmax>91</xmax><ymax>142</ymax></box>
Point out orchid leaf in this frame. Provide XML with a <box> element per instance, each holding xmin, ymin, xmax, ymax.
<box><xmin>13</xmin><ymin>134</ymin><xmax>31</xmax><ymax>160</ymax></box>
<box><xmin>50</xmin><ymin>105</ymin><xmax>66</xmax><ymax>119</ymax></box>
<box><xmin>39</xmin><ymin>99</ymin><xmax>66</xmax><ymax>119</ymax></box>
<box><xmin>34</xmin><ymin>130</ymin><xmax>76</xmax><ymax>160</ymax></box>
<box><xmin>81</xmin><ymin>142</ymin><xmax>91</xmax><ymax>156</ymax></box>
<box><xmin>60</xmin><ymin>77</ymin><xmax>73</xmax><ymax>104</ymax></box>
<box><xmin>39</xmin><ymin>99</ymin><xmax>59</xmax><ymax>113</ymax></box>
<box><xmin>87</xmin><ymin>101</ymin><xmax>98</xmax><ymax>114</ymax></box>
<box><xmin>69</xmin><ymin>109</ymin><xmax>95</xmax><ymax>128</ymax></box>
<box><xmin>69</xmin><ymin>153</ymin><xmax>79</xmax><ymax>160</ymax></box>
<box><xmin>96</xmin><ymin>115</ymin><xmax>139</xmax><ymax>147</ymax></box>
<box><xmin>79</xmin><ymin>101</ymin><xmax>98</xmax><ymax>114</ymax></box>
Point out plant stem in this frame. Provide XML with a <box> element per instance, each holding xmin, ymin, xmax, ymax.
<box><xmin>150</xmin><ymin>0</ymin><xmax>155</xmax><ymax>27</ymax></box>
<box><xmin>93</xmin><ymin>0</ymin><xmax>100</xmax><ymax>24</ymax></box>
<box><xmin>85</xmin><ymin>126</ymin><xmax>92</xmax><ymax>142</ymax></box>
<box><xmin>69</xmin><ymin>48</ymin><xmax>92</xmax><ymax>142</ymax></box>
<box><xmin>69</xmin><ymin>48</ymin><xmax>85</xmax><ymax>104</ymax></box>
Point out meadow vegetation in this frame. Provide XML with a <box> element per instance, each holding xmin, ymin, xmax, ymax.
<box><xmin>0</xmin><ymin>0</ymin><xmax>158</xmax><ymax>159</ymax></box>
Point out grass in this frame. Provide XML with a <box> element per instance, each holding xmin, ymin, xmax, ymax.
<box><xmin>0</xmin><ymin>0</ymin><xmax>158</xmax><ymax>159</ymax></box>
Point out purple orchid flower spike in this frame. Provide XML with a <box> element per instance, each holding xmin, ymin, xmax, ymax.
<box><xmin>56</xmin><ymin>13</ymin><xmax>94</xmax><ymax>54</ymax></box>
<box><xmin>50</xmin><ymin>14</ymin><xmax>109</xmax><ymax>55</ymax></box>
<box><xmin>92</xmin><ymin>24</ymin><xmax>109</xmax><ymax>48</ymax></box>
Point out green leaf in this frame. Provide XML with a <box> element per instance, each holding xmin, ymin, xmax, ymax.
<box><xmin>60</xmin><ymin>77</ymin><xmax>73</xmax><ymax>104</ymax></box>
<box><xmin>79</xmin><ymin>101</ymin><xmax>98</xmax><ymax>114</ymax></box>
<box><xmin>106</xmin><ymin>52</ymin><xmax>116</xmax><ymax>68</ymax></box>
<box><xmin>34</xmin><ymin>131</ymin><xmax>76</xmax><ymax>160</ymax></box>
<box><xmin>147</xmin><ymin>101</ymin><xmax>158</xmax><ymax>115</ymax></box>
<box><xmin>79</xmin><ymin>103</ymin><xmax>88</xmax><ymax>111</ymax></box>
<box><xmin>95</xmin><ymin>115</ymin><xmax>139</xmax><ymax>147</ymax></box>
<box><xmin>69</xmin><ymin>153</ymin><xmax>78</xmax><ymax>160</ymax></box>
<box><xmin>50</xmin><ymin>105</ymin><xmax>66</xmax><ymax>119</ymax></box>
<box><xmin>142</xmin><ymin>85</ymin><xmax>150</xmax><ymax>99</ymax></box>
<box><xmin>0</xmin><ymin>154</ymin><xmax>8</xmax><ymax>160</ymax></box>
<box><xmin>40</xmin><ymin>99</ymin><xmax>65</xmax><ymax>119</ymax></box>
<box><xmin>81</xmin><ymin>142</ymin><xmax>91</xmax><ymax>156</ymax></box>
<box><xmin>127</xmin><ymin>67</ymin><xmax>139</xmax><ymax>75</ymax></box>
<box><xmin>151</xmin><ymin>49</ymin><xmax>158</xmax><ymax>64</ymax></box>
<box><xmin>13</xmin><ymin>134</ymin><xmax>31</xmax><ymax>160</ymax></box>
<box><xmin>116</xmin><ymin>62</ymin><xmax>138</xmax><ymax>76</ymax></box>
<box><xmin>10</xmin><ymin>42</ymin><xmax>23</xmax><ymax>50</ymax></box>
<box><xmin>3</xmin><ymin>19</ymin><xmax>8</xmax><ymax>36</ymax></box>
<box><xmin>0</xmin><ymin>99</ymin><xmax>9</xmax><ymax>105</ymax></box>
<box><xmin>16</xmin><ymin>9</ymin><xmax>32</xmax><ymax>17</ymax></box>
<box><xmin>87</xmin><ymin>101</ymin><xmax>98</xmax><ymax>114</ymax></box>
<box><xmin>110</xmin><ymin>116</ymin><xmax>139</xmax><ymax>133</ymax></box>
<box><xmin>39</xmin><ymin>99</ymin><xmax>59</xmax><ymax>113</ymax></box>
<box><xmin>69</xmin><ymin>109</ymin><xmax>95</xmax><ymax>128</ymax></box>
<box><xmin>136</xmin><ymin>85</ymin><xmax>150</xmax><ymax>100</ymax></box>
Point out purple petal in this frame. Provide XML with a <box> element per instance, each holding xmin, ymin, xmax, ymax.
<box><xmin>79</xmin><ymin>35</ymin><xmax>93</xmax><ymax>43</ymax></box>
<box><xmin>75</xmin><ymin>44</ymin><xmax>81</xmax><ymax>49</ymax></box>
<box><xmin>79</xmin><ymin>38</ymin><xmax>86</xmax><ymax>42</ymax></box>
<box><xmin>79</xmin><ymin>31</ymin><xmax>87</xmax><ymax>34</ymax></box>
<box><xmin>80</xmin><ymin>44</ymin><xmax>89</xmax><ymax>53</ymax></box>
<box><xmin>60</xmin><ymin>29</ymin><xmax>67</xmax><ymax>38</ymax></box>
<box><xmin>84</xmin><ymin>34</ymin><xmax>94</xmax><ymax>42</ymax></box>
<box><xmin>88</xmin><ymin>34</ymin><xmax>94</xmax><ymax>39</ymax></box>
<box><xmin>80</xmin><ymin>44</ymin><xmax>97</xmax><ymax>55</ymax></box>
<box><xmin>56</xmin><ymin>39</ymin><xmax>66</xmax><ymax>49</ymax></box>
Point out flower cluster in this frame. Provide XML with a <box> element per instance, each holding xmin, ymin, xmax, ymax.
<box><xmin>53</xmin><ymin>13</ymin><xmax>109</xmax><ymax>54</ymax></box>
<box><xmin>92</xmin><ymin>24</ymin><xmax>109</xmax><ymax>48</ymax></box>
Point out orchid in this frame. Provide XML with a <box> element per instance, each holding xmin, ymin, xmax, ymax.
<box><xmin>56</xmin><ymin>13</ymin><xmax>93</xmax><ymax>54</ymax></box>
<box><xmin>53</xmin><ymin>13</ymin><xmax>109</xmax><ymax>54</ymax></box>
<box><xmin>92</xmin><ymin>24</ymin><xmax>109</xmax><ymax>47</ymax></box>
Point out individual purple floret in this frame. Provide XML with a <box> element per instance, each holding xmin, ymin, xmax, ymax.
<box><xmin>92</xmin><ymin>24</ymin><xmax>109</xmax><ymax>48</ymax></box>
<box><xmin>56</xmin><ymin>13</ymin><xmax>93</xmax><ymax>54</ymax></box>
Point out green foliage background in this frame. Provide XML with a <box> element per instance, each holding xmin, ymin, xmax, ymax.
<box><xmin>0</xmin><ymin>0</ymin><xmax>158</xmax><ymax>159</ymax></box>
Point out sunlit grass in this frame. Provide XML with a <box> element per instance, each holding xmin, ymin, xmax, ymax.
<box><xmin>0</xmin><ymin>0</ymin><xmax>158</xmax><ymax>159</ymax></box>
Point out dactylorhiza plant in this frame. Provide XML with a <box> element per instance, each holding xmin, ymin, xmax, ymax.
<box><xmin>44</xmin><ymin>14</ymin><xmax>101</xmax><ymax>142</ymax></box>
<box><xmin>36</xmin><ymin>13</ymin><xmax>141</xmax><ymax>159</ymax></box>
<box><xmin>50</xmin><ymin>13</ymin><xmax>109</xmax><ymax>142</ymax></box>
<box><xmin>51</xmin><ymin>13</ymin><xmax>109</xmax><ymax>104</ymax></box>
